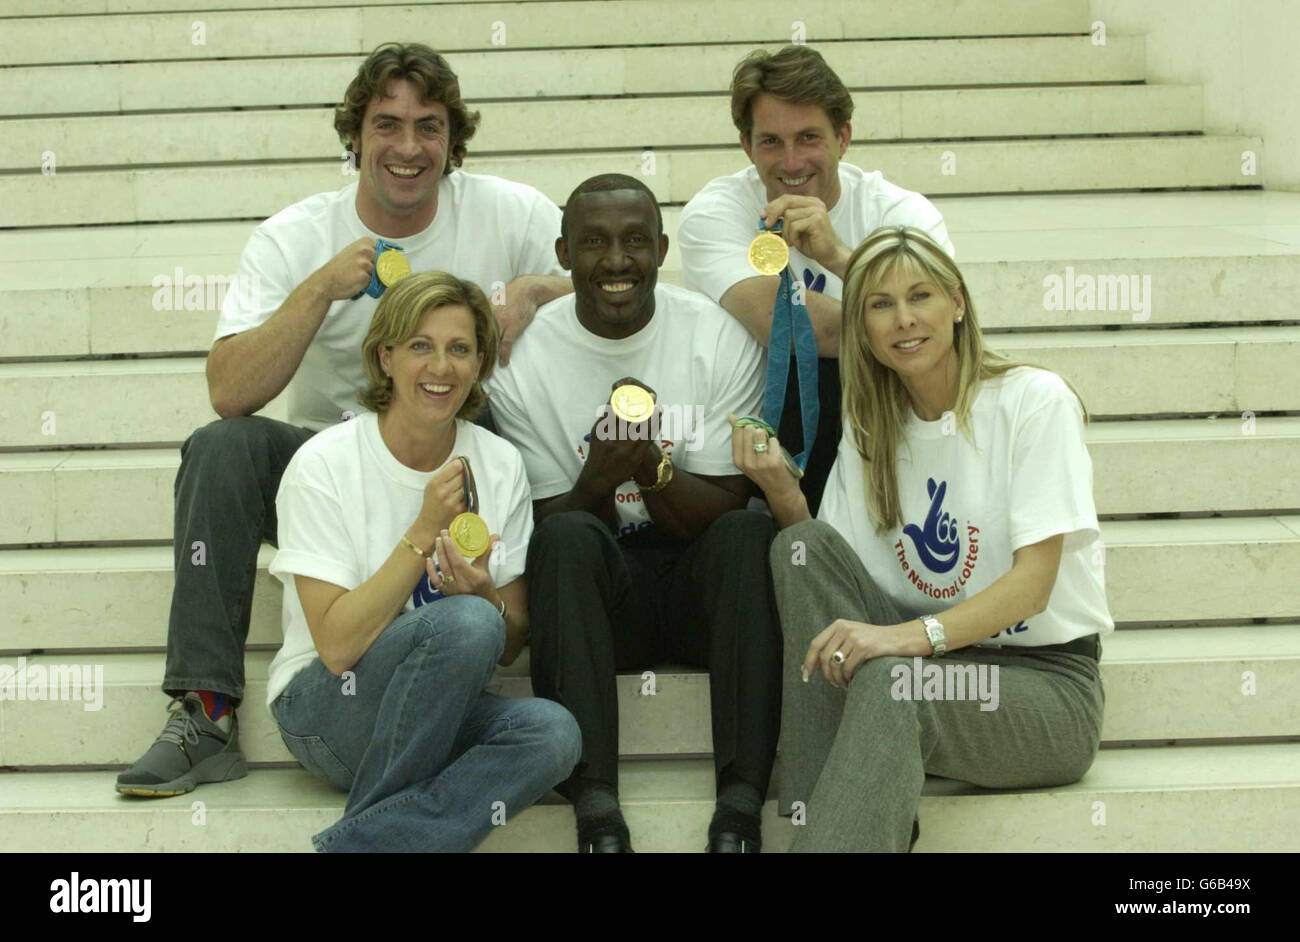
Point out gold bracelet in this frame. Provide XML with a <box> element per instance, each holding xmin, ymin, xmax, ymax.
<box><xmin>401</xmin><ymin>533</ymin><xmax>431</xmax><ymax>558</ymax></box>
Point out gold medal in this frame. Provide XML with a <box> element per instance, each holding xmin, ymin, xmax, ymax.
<box><xmin>610</xmin><ymin>383</ymin><xmax>655</xmax><ymax>424</ymax></box>
<box><xmin>448</xmin><ymin>511</ymin><xmax>490</xmax><ymax>559</ymax></box>
<box><xmin>376</xmin><ymin>248</ymin><xmax>412</xmax><ymax>287</ymax></box>
<box><xmin>748</xmin><ymin>231</ymin><xmax>789</xmax><ymax>276</ymax></box>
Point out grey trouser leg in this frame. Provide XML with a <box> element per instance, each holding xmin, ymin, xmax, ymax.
<box><xmin>770</xmin><ymin>519</ymin><xmax>1105</xmax><ymax>852</ymax></box>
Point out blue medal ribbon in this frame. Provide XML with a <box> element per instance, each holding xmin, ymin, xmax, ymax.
<box><xmin>351</xmin><ymin>237</ymin><xmax>405</xmax><ymax>300</ymax></box>
<box><xmin>758</xmin><ymin>220</ymin><xmax>819</xmax><ymax>471</ymax></box>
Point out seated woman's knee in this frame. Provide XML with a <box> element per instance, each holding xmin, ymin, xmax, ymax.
<box><xmin>411</xmin><ymin>594</ymin><xmax>504</xmax><ymax>664</ymax></box>
<box><xmin>844</xmin><ymin>656</ymin><xmax>914</xmax><ymax>709</ymax></box>
<box><xmin>768</xmin><ymin>518</ymin><xmax>836</xmax><ymax>573</ymax></box>
<box><xmin>522</xmin><ymin>698</ymin><xmax>583</xmax><ymax>773</ymax></box>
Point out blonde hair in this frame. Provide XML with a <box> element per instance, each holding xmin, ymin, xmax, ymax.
<box><xmin>840</xmin><ymin>226</ymin><xmax>1086</xmax><ymax>530</ymax></box>
<box><xmin>359</xmin><ymin>271</ymin><xmax>498</xmax><ymax>418</ymax></box>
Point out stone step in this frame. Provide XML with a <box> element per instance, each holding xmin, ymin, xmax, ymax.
<box><xmin>3</xmin><ymin>85</ymin><xmax>1205</xmax><ymax>171</ymax></box>
<box><xmin>4</xmin><ymin>418</ymin><xmax>1297</xmax><ymax>546</ymax></box>
<box><xmin>4</xmin><ymin>0</ymin><xmax>551</xmax><ymax>12</ymax></box>
<box><xmin>0</xmin><ymin>135</ymin><xmax>1262</xmax><ymax>228</ymax></box>
<box><xmin>4</xmin><ymin>192</ymin><xmax>1298</xmax><ymax>358</ymax></box>
<box><xmin>3</xmin><ymin>742</ymin><xmax>1299</xmax><ymax>851</ymax></box>
<box><xmin>3</xmin><ymin>518</ymin><xmax>1298</xmax><ymax>651</ymax></box>
<box><xmin>0</xmin><ymin>0</ymin><xmax>1091</xmax><ymax>65</ymax></box>
<box><xmin>3</xmin><ymin>326</ymin><xmax>1296</xmax><ymax>448</ymax></box>
<box><xmin>2</xmin><ymin>626</ymin><xmax>1298</xmax><ymax>768</ymax></box>
<box><xmin>0</xmin><ymin>36</ymin><xmax>1147</xmax><ymax>116</ymax></box>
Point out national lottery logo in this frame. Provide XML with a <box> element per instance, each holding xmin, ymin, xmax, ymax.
<box><xmin>894</xmin><ymin>477</ymin><xmax>980</xmax><ymax>601</ymax></box>
<box><xmin>903</xmin><ymin>478</ymin><xmax>960</xmax><ymax>573</ymax></box>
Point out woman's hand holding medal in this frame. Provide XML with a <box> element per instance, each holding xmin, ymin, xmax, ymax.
<box><xmin>415</xmin><ymin>459</ymin><xmax>468</xmax><ymax>542</ymax></box>
<box><xmin>427</xmin><ymin>531</ymin><xmax>500</xmax><ymax>600</ymax></box>
<box><xmin>728</xmin><ymin>412</ymin><xmax>802</xmax><ymax>496</ymax></box>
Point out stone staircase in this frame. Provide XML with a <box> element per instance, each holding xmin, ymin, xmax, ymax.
<box><xmin>1</xmin><ymin>0</ymin><xmax>1298</xmax><ymax>851</ymax></box>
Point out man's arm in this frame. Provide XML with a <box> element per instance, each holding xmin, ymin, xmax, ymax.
<box><xmin>719</xmin><ymin>275</ymin><xmax>843</xmax><ymax>358</ymax></box>
<box><xmin>637</xmin><ymin>458</ymin><xmax>751</xmax><ymax>543</ymax></box>
<box><xmin>532</xmin><ymin>479</ymin><xmax>618</xmax><ymax>530</ymax></box>
<box><xmin>494</xmin><ymin>274</ymin><xmax>573</xmax><ymax>367</ymax></box>
<box><xmin>207</xmin><ymin>236</ymin><xmax>375</xmax><ymax>418</ymax></box>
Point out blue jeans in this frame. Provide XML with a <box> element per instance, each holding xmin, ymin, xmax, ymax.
<box><xmin>272</xmin><ymin>595</ymin><xmax>582</xmax><ymax>852</ymax></box>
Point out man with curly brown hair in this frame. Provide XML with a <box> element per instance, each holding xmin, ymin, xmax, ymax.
<box><xmin>116</xmin><ymin>43</ymin><xmax>569</xmax><ymax>800</ymax></box>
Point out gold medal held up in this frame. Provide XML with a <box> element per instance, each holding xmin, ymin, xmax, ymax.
<box><xmin>748</xmin><ymin>217</ymin><xmax>789</xmax><ymax>276</ymax></box>
<box><xmin>610</xmin><ymin>383</ymin><xmax>655</xmax><ymax>424</ymax></box>
<box><xmin>376</xmin><ymin>248</ymin><xmax>412</xmax><ymax>288</ymax></box>
<box><xmin>448</xmin><ymin>456</ymin><xmax>490</xmax><ymax>559</ymax></box>
<box><xmin>449</xmin><ymin>512</ymin><xmax>490</xmax><ymax>559</ymax></box>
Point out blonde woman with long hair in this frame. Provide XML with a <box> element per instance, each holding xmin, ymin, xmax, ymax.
<box><xmin>730</xmin><ymin>226</ymin><xmax>1112</xmax><ymax>852</ymax></box>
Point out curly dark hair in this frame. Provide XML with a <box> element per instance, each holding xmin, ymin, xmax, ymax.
<box><xmin>335</xmin><ymin>43</ymin><xmax>481</xmax><ymax>174</ymax></box>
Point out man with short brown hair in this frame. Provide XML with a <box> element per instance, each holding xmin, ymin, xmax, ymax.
<box><xmin>679</xmin><ymin>45</ymin><xmax>955</xmax><ymax>514</ymax></box>
<box><xmin>116</xmin><ymin>43</ymin><xmax>569</xmax><ymax>799</ymax></box>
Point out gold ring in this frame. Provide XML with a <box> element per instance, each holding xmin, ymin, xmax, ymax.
<box><xmin>832</xmin><ymin>650</ymin><xmax>846</xmax><ymax>664</ymax></box>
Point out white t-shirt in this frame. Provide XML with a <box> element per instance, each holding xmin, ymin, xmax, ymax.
<box><xmin>817</xmin><ymin>367</ymin><xmax>1114</xmax><ymax>646</ymax></box>
<box><xmin>485</xmin><ymin>283</ymin><xmax>765</xmax><ymax>538</ymax></box>
<box><xmin>678</xmin><ymin>162</ymin><xmax>954</xmax><ymax>305</ymax></box>
<box><xmin>215</xmin><ymin>172</ymin><xmax>564</xmax><ymax>431</ymax></box>
<box><xmin>265</xmin><ymin>412</ymin><xmax>534</xmax><ymax>706</ymax></box>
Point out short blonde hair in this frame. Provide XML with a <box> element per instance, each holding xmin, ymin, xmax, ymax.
<box><xmin>359</xmin><ymin>271</ymin><xmax>498</xmax><ymax>418</ymax></box>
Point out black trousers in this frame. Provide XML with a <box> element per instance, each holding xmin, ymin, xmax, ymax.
<box><xmin>525</xmin><ymin>509</ymin><xmax>782</xmax><ymax>797</ymax></box>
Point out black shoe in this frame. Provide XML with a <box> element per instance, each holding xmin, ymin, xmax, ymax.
<box><xmin>910</xmin><ymin>816</ymin><xmax>920</xmax><ymax>852</ymax></box>
<box><xmin>707</xmin><ymin>808</ymin><xmax>762</xmax><ymax>853</ymax></box>
<box><xmin>707</xmin><ymin>831</ymin><xmax>761</xmax><ymax>853</ymax></box>
<box><xmin>581</xmin><ymin>832</ymin><xmax>635</xmax><ymax>853</ymax></box>
<box><xmin>578</xmin><ymin>812</ymin><xmax>634</xmax><ymax>853</ymax></box>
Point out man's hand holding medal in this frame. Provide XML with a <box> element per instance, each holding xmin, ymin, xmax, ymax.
<box><xmin>578</xmin><ymin>377</ymin><xmax>666</xmax><ymax>496</ymax></box>
<box><xmin>755</xmin><ymin>195</ymin><xmax>853</xmax><ymax>281</ymax></box>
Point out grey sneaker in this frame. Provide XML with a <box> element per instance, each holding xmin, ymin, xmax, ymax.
<box><xmin>115</xmin><ymin>693</ymin><xmax>247</xmax><ymax>797</ymax></box>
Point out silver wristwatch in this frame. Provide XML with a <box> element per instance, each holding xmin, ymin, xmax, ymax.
<box><xmin>921</xmin><ymin>615</ymin><xmax>947</xmax><ymax>657</ymax></box>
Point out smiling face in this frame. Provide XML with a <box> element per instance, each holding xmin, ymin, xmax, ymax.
<box><xmin>862</xmin><ymin>261</ymin><xmax>966</xmax><ymax>387</ymax></box>
<box><xmin>557</xmin><ymin>189</ymin><xmax>668</xmax><ymax>340</ymax></box>
<box><xmin>377</xmin><ymin>303</ymin><xmax>482</xmax><ymax>425</ymax></box>
<box><xmin>353</xmin><ymin>78</ymin><xmax>449</xmax><ymax>233</ymax></box>
<box><xmin>741</xmin><ymin>93</ymin><xmax>851</xmax><ymax>209</ymax></box>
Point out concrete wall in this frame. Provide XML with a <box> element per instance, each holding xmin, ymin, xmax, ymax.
<box><xmin>1090</xmin><ymin>0</ymin><xmax>1300</xmax><ymax>190</ymax></box>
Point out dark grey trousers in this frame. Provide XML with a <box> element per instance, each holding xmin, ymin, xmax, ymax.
<box><xmin>163</xmin><ymin>416</ymin><xmax>315</xmax><ymax>702</ymax></box>
<box><xmin>770</xmin><ymin>519</ymin><xmax>1105</xmax><ymax>852</ymax></box>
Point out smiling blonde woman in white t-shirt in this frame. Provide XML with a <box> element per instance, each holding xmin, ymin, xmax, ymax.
<box><xmin>267</xmin><ymin>271</ymin><xmax>579</xmax><ymax>852</ymax></box>
<box><xmin>730</xmin><ymin>226</ymin><xmax>1111</xmax><ymax>852</ymax></box>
